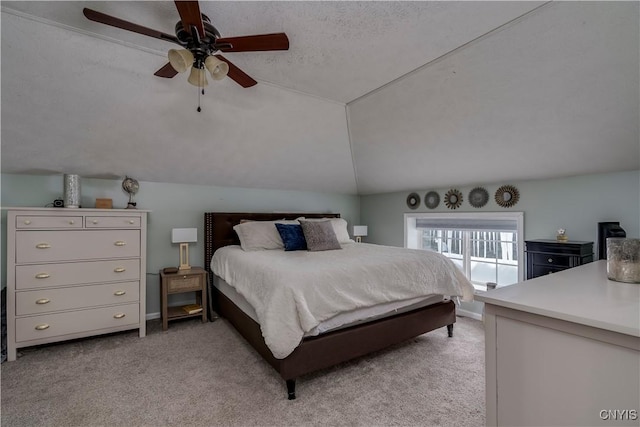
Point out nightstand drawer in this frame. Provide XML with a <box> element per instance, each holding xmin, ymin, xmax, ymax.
<box><xmin>15</xmin><ymin>303</ymin><xmax>140</xmax><ymax>342</ymax></box>
<box><xmin>16</xmin><ymin>259</ymin><xmax>140</xmax><ymax>289</ymax></box>
<box><xmin>530</xmin><ymin>253</ymin><xmax>571</xmax><ymax>267</ymax></box>
<box><xmin>166</xmin><ymin>275</ymin><xmax>202</xmax><ymax>293</ymax></box>
<box><xmin>16</xmin><ymin>281</ymin><xmax>139</xmax><ymax>315</ymax></box>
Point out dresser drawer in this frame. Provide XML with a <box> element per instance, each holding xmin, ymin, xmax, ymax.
<box><xmin>16</xmin><ymin>281</ymin><xmax>140</xmax><ymax>315</ymax></box>
<box><xmin>15</xmin><ymin>303</ymin><xmax>140</xmax><ymax>342</ymax></box>
<box><xmin>166</xmin><ymin>274</ymin><xmax>203</xmax><ymax>293</ymax></box>
<box><xmin>531</xmin><ymin>265</ymin><xmax>565</xmax><ymax>277</ymax></box>
<box><xmin>16</xmin><ymin>230</ymin><xmax>140</xmax><ymax>263</ymax></box>
<box><xmin>16</xmin><ymin>259</ymin><xmax>140</xmax><ymax>289</ymax></box>
<box><xmin>85</xmin><ymin>216</ymin><xmax>141</xmax><ymax>228</ymax></box>
<box><xmin>530</xmin><ymin>253</ymin><xmax>571</xmax><ymax>268</ymax></box>
<box><xmin>16</xmin><ymin>215</ymin><xmax>82</xmax><ymax>229</ymax></box>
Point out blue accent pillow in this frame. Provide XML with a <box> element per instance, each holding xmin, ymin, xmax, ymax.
<box><xmin>275</xmin><ymin>223</ymin><xmax>307</xmax><ymax>251</ymax></box>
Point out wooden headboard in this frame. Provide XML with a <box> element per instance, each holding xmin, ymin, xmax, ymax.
<box><xmin>203</xmin><ymin>212</ymin><xmax>340</xmax><ymax>275</ymax></box>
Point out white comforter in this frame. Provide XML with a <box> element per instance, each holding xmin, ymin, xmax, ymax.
<box><xmin>211</xmin><ymin>243</ymin><xmax>474</xmax><ymax>358</ymax></box>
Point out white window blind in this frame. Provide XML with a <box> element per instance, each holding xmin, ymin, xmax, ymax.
<box><xmin>415</xmin><ymin>218</ymin><xmax>517</xmax><ymax>232</ymax></box>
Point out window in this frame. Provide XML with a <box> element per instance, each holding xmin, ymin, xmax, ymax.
<box><xmin>405</xmin><ymin>212</ymin><xmax>524</xmax><ymax>291</ymax></box>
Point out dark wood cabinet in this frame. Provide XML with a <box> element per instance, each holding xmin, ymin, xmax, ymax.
<box><xmin>525</xmin><ymin>239</ymin><xmax>594</xmax><ymax>279</ymax></box>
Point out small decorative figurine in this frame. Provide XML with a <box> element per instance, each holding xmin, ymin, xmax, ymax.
<box><xmin>556</xmin><ymin>228</ymin><xmax>568</xmax><ymax>242</ymax></box>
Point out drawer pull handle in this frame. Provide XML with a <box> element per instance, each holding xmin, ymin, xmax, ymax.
<box><xmin>36</xmin><ymin>243</ymin><xmax>51</xmax><ymax>249</ymax></box>
<box><xmin>35</xmin><ymin>273</ymin><xmax>50</xmax><ymax>279</ymax></box>
<box><xmin>92</xmin><ymin>220</ymin><xmax>98</xmax><ymax>224</ymax></box>
<box><xmin>69</xmin><ymin>220</ymin><xmax>75</xmax><ymax>225</ymax></box>
<box><xmin>114</xmin><ymin>267</ymin><xmax>126</xmax><ymax>273</ymax></box>
<box><xmin>36</xmin><ymin>298</ymin><xmax>51</xmax><ymax>305</ymax></box>
<box><xmin>24</xmin><ymin>220</ymin><xmax>32</xmax><ymax>225</ymax></box>
<box><xmin>114</xmin><ymin>290</ymin><xmax>126</xmax><ymax>296</ymax></box>
<box><xmin>114</xmin><ymin>241</ymin><xmax>127</xmax><ymax>246</ymax></box>
<box><xmin>113</xmin><ymin>313</ymin><xmax>126</xmax><ymax>319</ymax></box>
<box><xmin>35</xmin><ymin>324</ymin><xmax>50</xmax><ymax>331</ymax></box>
<box><xmin>128</xmin><ymin>220</ymin><xmax>135</xmax><ymax>224</ymax></box>
<box><xmin>548</xmin><ymin>258</ymin><xmax>553</xmax><ymax>263</ymax></box>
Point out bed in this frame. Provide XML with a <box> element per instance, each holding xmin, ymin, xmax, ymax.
<box><xmin>204</xmin><ymin>212</ymin><xmax>473</xmax><ymax>399</ymax></box>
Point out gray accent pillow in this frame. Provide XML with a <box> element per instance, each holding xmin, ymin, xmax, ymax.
<box><xmin>233</xmin><ymin>219</ymin><xmax>299</xmax><ymax>251</ymax></box>
<box><xmin>300</xmin><ymin>220</ymin><xmax>342</xmax><ymax>251</ymax></box>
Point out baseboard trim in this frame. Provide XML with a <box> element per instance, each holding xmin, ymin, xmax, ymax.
<box><xmin>457</xmin><ymin>308</ymin><xmax>483</xmax><ymax>321</ymax></box>
<box><xmin>146</xmin><ymin>312</ymin><xmax>161</xmax><ymax>321</ymax></box>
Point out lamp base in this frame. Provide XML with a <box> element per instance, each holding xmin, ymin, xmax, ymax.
<box><xmin>178</xmin><ymin>243</ymin><xmax>191</xmax><ymax>270</ymax></box>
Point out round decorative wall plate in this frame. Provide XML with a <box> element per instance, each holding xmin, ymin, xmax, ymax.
<box><xmin>425</xmin><ymin>191</ymin><xmax>440</xmax><ymax>209</ymax></box>
<box><xmin>468</xmin><ymin>187</ymin><xmax>489</xmax><ymax>208</ymax></box>
<box><xmin>495</xmin><ymin>185</ymin><xmax>520</xmax><ymax>208</ymax></box>
<box><xmin>444</xmin><ymin>189</ymin><xmax>463</xmax><ymax>209</ymax></box>
<box><xmin>406</xmin><ymin>192</ymin><xmax>420</xmax><ymax>209</ymax></box>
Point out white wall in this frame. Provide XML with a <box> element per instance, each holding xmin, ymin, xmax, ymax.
<box><xmin>1</xmin><ymin>173</ymin><xmax>360</xmax><ymax>316</ymax></box>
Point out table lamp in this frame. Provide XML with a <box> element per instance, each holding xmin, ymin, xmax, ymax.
<box><xmin>172</xmin><ymin>228</ymin><xmax>197</xmax><ymax>271</ymax></box>
<box><xmin>353</xmin><ymin>225</ymin><xmax>368</xmax><ymax>243</ymax></box>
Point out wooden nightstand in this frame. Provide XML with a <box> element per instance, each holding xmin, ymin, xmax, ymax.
<box><xmin>160</xmin><ymin>267</ymin><xmax>208</xmax><ymax>330</ymax></box>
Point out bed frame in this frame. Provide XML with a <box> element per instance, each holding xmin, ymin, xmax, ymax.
<box><xmin>204</xmin><ymin>212</ymin><xmax>456</xmax><ymax>399</ymax></box>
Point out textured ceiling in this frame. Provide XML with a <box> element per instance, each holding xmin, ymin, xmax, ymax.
<box><xmin>1</xmin><ymin>1</ymin><xmax>638</xmax><ymax>195</ymax></box>
<box><xmin>2</xmin><ymin>1</ymin><xmax>543</xmax><ymax>103</ymax></box>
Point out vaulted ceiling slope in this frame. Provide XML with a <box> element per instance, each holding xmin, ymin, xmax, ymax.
<box><xmin>348</xmin><ymin>1</ymin><xmax>640</xmax><ymax>194</ymax></box>
<box><xmin>1</xmin><ymin>2</ymin><xmax>638</xmax><ymax>195</ymax></box>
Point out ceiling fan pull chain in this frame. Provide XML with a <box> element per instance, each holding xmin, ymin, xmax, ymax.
<box><xmin>197</xmin><ymin>84</ymin><xmax>201</xmax><ymax>112</ymax></box>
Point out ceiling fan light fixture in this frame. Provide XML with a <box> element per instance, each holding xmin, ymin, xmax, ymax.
<box><xmin>187</xmin><ymin>66</ymin><xmax>208</xmax><ymax>87</ymax></box>
<box><xmin>205</xmin><ymin>55</ymin><xmax>229</xmax><ymax>80</ymax></box>
<box><xmin>168</xmin><ymin>49</ymin><xmax>194</xmax><ymax>73</ymax></box>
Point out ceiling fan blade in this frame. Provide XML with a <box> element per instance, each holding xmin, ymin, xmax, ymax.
<box><xmin>83</xmin><ymin>8</ymin><xmax>179</xmax><ymax>44</ymax></box>
<box><xmin>154</xmin><ymin>63</ymin><xmax>179</xmax><ymax>78</ymax></box>
<box><xmin>174</xmin><ymin>1</ymin><xmax>205</xmax><ymax>38</ymax></box>
<box><xmin>217</xmin><ymin>33</ymin><xmax>289</xmax><ymax>52</ymax></box>
<box><xmin>215</xmin><ymin>55</ymin><xmax>257</xmax><ymax>88</ymax></box>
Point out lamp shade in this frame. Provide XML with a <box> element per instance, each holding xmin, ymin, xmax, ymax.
<box><xmin>171</xmin><ymin>228</ymin><xmax>197</xmax><ymax>243</ymax></box>
<box><xmin>205</xmin><ymin>55</ymin><xmax>229</xmax><ymax>80</ymax></box>
<box><xmin>187</xmin><ymin>66</ymin><xmax>208</xmax><ymax>87</ymax></box>
<box><xmin>353</xmin><ymin>225</ymin><xmax>368</xmax><ymax>237</ymax></box>
<box><xmin>168</xmin><ymin>49</ymin><xmax>194</xmax><ymax>73</ymax></box>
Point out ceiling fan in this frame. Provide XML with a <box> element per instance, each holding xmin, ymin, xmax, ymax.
<box><xmin>83</xmin><ymin>1</ymin><xmax>289</xmax><ymax>92</ymax></box>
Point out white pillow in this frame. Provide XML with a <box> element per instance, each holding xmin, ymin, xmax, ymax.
<box><xmin>300</xmin><ymin>217</ymin><xmax>353</xmax><ymax>244</ymax></box>
<box><xmin>233</xmin><ymin>220</ymin><xmax>299</xmax><ymax>251</ymax></box>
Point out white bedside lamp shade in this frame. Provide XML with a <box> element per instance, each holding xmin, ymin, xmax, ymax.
<box><xmin>353</xmin><ymin>225</ymin><xmax>368</xmax><ymax>243</ymax></box>
<box><xmin>172</xmin><ymin>228</ymin><xmax>197</xmax><ymax>270</ymax></box>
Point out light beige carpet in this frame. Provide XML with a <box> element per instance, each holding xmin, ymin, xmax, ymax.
<box><xmin>1</xmin><ymin>316</ymin><xmax>485</xmax><ymax>426</ymax></box>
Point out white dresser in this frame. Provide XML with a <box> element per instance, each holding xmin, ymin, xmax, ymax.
<box><xmin>6</xmin><ymin>208</ymin><xmax>148</xmax><ymax>361</ymax></box>
<box><xmin>476</xmin><ymin>261</ymin><xmax>639</xmax><ymax>426</ymax></box>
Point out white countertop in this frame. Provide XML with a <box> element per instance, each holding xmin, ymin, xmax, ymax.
<box><xmin>475</xmin><ymin>260</ymin><xmax>640</xmax><ymax>337</ymax></box>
